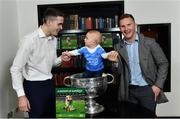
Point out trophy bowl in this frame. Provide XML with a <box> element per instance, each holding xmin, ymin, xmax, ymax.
<box><xmin>63</xmin><ymin>73</ymin><xmax>114</xmax><ymax>114</ymax></box>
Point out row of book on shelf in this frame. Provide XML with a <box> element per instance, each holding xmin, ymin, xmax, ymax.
<box><xmin>63</xmin><ymin>14</ymin><xmax>119</xmax><ymax>30</ymax></box>
<box><xmin>57</xmin><ymin>32</ymin><xmax>118</xmax><ymax>50</ymax></box>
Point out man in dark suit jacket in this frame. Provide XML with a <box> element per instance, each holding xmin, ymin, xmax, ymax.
<box><xmin>107</xmin><ymin>13</ymin><xmax>169</xmax><ymax>114</ymax></box>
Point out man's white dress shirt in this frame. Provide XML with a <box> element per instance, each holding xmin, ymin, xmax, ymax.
<box><xmin>10</xmin><ymin>27</ymin><xmax>61</xmax><ymax>97</ymax></box>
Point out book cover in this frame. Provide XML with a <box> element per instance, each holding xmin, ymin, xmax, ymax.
<box><xmin>56</xmin><ymin>87</ymin><xmax>86</xmax><ymax>118</ymax></box>
<box><xmin>61</xmin><ymin>34</ymin><xmax>78</xmax><ymax>49</ymax></box>
<box><xmin>101</xmin><ymin>33</ymin><xmax>113</xmax><ymax>48</ymax></box>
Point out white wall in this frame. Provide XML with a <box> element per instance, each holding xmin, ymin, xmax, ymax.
<box><xmin>16</xmin><ymin>0</ymin><xmax>38</xmax><ymax>40</ymax></box>
<box><xmin>0</xmin><ymin>0</ymin><xmax>20</xmax><ymax>117</ymax></box>
<box><xmin>1</xmin><ymin>0</ymin><xmax>180</xmax><ymax>117</ymax></box>
<box><xmin>37</xmin><ymin>0</ymin><xmax>120</xmax><ymax>5</ymax></box>
<box><xmin>0</xmin><ymin>1</ymin><xmax>3</xmax><ymax>117</ymax></box>
<box><xmin>125</xmin><ymin>0</ymin><xmax>180</xmax><ymax>116</ymax></box>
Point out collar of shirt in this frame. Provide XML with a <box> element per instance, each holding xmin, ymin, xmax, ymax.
<box><xmin>124</xmin><ymin>33</ymin><xmax>139</xmax><ymax>45</ymax></box>
<box><xmin>38</xmin><ymin>26</ymin><xmax>54</xmax><ymax>41</ymax></box>
<box><xmin>85</xmin><ymin>44</ymin><xmax>101</xmax><ymax>53</ymax></box>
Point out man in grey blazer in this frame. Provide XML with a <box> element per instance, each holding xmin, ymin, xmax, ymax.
<box><xmin>108</xmin><ymin>13</ymin><xmax>169</xmax><ymax>114</ymax></box>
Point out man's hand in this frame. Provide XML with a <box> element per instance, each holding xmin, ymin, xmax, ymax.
<box><xmin>152</xmin><ymin>85</ymin><xmax>161</xmax><ymax>101</ymax></box>
<box><xmin>18</xmin><ymin>96</ymin><xmax>31</xmax><ymax>112</ymax></box>
<box><xmin>107</xmin><ymin>51</ymin><xmax>119</xmax><ymax>62</ymax></box>
<box><xmin>61</xmin><ymin>51</ymin><xmax>71</xmax><ymax>61</ymax></box>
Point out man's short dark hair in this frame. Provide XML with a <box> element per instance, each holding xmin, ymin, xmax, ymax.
<box><xmin>43</xmin><ymin>8</ymin><xmax>64</xmax><ymax>23</ymax></box>
<box><xmin>119</xmin><ymin>13</ymin><xmax>135</xmax><ymax>22</ymax></box>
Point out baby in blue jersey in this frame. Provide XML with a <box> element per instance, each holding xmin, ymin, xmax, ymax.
<box><xmin>64</xmin><ymin>30</ymin><xmax>109</xmax><ymax>78</ymax></box>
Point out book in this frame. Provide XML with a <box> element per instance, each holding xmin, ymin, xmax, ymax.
<box><xmin>114</xmin><ymin>15</ymin><xmax>119</xmax><ymax>28</ymax></box>
<box><xmin>98</xmin><ymin>17</ymin><xmax>103</xmax><ymax>29</ymax></box>
<box><xmin>80</xmin><ymin>17</ymin><xmax>86</xmax><ymax>30</ymax></box>
<box><xmin>69</xmin><ymin>14</ymin><xmax>79</xmax><ymax>29</ymax></box>
<box><xmin>56</xmin><ymin>87</ymin><xmax>86</xmax><ymax>118</ymax></box>
<box><xmin>86</xmin><ymin>17</ymin><xmax>92</xmax><ymax>29</ymax></box>
<box><xmin>101</xmin><ymin>33</ymin><xmax>113</xmax><ymax>48</ymax></box>
<box><xmin>63</xmin><ymin>15</ymin><xmax>71</xmax><ymax>30</ymax></box>
<box><xmin>61</xmin><ymin>34</ymin><xmax>78</xmax><ymax>49</ymax></box>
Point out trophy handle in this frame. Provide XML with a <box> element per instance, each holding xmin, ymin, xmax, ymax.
<box><xmin>104</xmin><ymin>73</ymin><xmax>114</xmax><ymax>84</ymax></box>
<box><xmin>63</xmin><ymin>76</ymin><xmax>71</xmax><ymax>87</ymax></box>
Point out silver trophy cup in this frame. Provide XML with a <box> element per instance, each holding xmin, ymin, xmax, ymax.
<box><xmin>63</xmin><ymin>73</ymin><xmax>114</xmax><ymax>114</ymax></box>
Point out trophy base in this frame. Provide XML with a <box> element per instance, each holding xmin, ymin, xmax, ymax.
<box><xmin>86</xmin><ymin>99</ymin><xmax>104</xmax><ymax>114</ymax></box>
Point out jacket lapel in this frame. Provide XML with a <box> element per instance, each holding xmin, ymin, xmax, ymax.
<box><xmin>119</xmin><ymin>47</ymin><xmax>129</xmax><ymax>65</ymax></box>
<box><xmin>139</xmin><ymin>34</ymin><xmax>149</xmax><ymax>73</ymax></box>
<box><xmin>117</xmin><ymin>39</ymin><xmax>129</xmax><ymax>65</ymax></box>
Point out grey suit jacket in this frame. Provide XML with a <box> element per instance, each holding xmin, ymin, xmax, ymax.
<box><xmin>112</xmin><ymin>33</ymin><xmax>169</xmax><ymax>103</ymax></box>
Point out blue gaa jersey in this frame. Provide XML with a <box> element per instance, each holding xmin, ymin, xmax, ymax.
<box><xmin>78</xmin><ymin>46</ymin><xmax>105</xmax><ymax>71</ymax></box>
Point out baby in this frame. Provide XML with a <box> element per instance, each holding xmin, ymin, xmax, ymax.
<box><xmin>63</xmin><ymin>30</ymin><xmax>109</xmax><ymax>78</ymax></box>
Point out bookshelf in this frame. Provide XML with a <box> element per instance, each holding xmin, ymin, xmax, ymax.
<box><xmin>37</xmin><ymin>1</ymin><xmax>124</xmax><ymax>86</ymax></box>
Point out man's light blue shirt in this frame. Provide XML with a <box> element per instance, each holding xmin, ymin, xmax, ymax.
<box><xmin>125</xmin><ymin>34</ymin><xmax>148</xmax><ymax>86</ymax></box>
